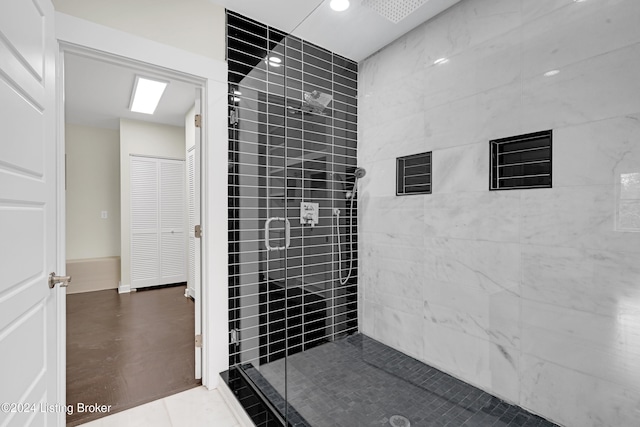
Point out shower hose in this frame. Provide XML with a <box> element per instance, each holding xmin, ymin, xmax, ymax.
<box><xmin>335</xmin><ymin>177</ymin><xmax>359</xmax><ymax>285</ymax></box>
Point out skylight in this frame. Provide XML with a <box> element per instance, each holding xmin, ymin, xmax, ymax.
<box><xmin>130</xmin><ymin>76</ymin><xmax>168</xmax><ymax>115</ymax></box>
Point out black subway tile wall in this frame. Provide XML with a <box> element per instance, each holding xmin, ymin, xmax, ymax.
<box><xmin>226</xmin><ymin>9</ymin><xmax>359</xmax><ymax>374</ymax></box>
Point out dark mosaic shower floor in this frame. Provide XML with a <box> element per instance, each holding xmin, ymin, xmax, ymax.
<box><xmin>245</xmin><ymin>334</ymin><xmax>559</xmax><ymax>427</ymax></box>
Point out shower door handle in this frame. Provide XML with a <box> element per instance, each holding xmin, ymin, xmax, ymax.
<box><xmin>284</xmin><ymin>218</ymin><xmax>291</xmax><ymax>249</ymax></box>
<box><xmin>264</xmin><ymin>217</ymin><xmax>275</xmax><ymax>251</ymax></box>
<box><xmin>265</xmin><ymin>217</ymin><xmax>289</xmax><ymax>251</ymax></box>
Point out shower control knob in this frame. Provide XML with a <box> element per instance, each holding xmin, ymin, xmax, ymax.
<box><xmin>300</xmin><ymin>202</ymin><xmax>319</xmax><ymax>227</ymax></box>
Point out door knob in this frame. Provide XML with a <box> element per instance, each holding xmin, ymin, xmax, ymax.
<box><xmin>49</xmin><ymin>272</ymin><xmax>72</xmax><ymax>289</ymax></box>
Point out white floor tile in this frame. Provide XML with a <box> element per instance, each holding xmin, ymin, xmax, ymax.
<box><xmin>164</xmin><ymin>387</ymin><xmax>240</xmax><ymax>427</ymax></box>
<box><xmin>99</xmin><ymin>400</ymin><xmax>172</xmax><ymax>427</ymax></box>
<box><xmin>77</xmin><ymin>387</ymin><xmax>240</xmax><ymax>427</ymax></box>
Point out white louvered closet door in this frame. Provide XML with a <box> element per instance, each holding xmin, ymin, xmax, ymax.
<box><xmin>130</xmin><ymin>156</ymin><xmax>186</xmax><ymax>288</ymax></box>
<box><xmin>160</xmin><ymin>159</ymin><xmax>187</xmax><ymax>284</ymax></box>
<box><xmin>187</xmin><ymin>147</ymin><xmax>196</xmax><ymax>298</ymax></box>
<box><xmin>131</xmin><ymin>157</ymin><xmax>160</xmax><ymax>287</ymax></box>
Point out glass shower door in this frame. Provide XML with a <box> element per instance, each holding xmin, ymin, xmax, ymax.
<box><xmin>227</xmin><ymin>8</ymin><xmax>358</xmax><ymax>425</ymax></box>
<box><xmin>250</xmin><ymin>28</ymin><xmax>360</xmax><ymax>425</ymax></box>
<box><xmin>227</xmin><ymin>16</ymin><xmax>295</xmax><ymax>424</ymax></box>
<box><xmin>262</xmin><ymin>94</ymin><xmax>291</xmax><ymax>365</ymax></box>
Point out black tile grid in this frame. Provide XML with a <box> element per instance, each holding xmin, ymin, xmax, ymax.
<box><xmin>242</xmin><ymin>364</ymin><xmax>311</xmax><ymax>427</ymax></box>
<box><xmin>254</xmin><ymin>334</ymin><xmax>560</xmax><ymax>427</ymax></box>
<box><xmin>222</xmin><ymin>368</ymin><xmax>284</xmax><ymax>427</ymax></box>
<box><xmin>227</xmin><ymin>8</ymin><xmax>359</xmax><ymax>370</ymax></box>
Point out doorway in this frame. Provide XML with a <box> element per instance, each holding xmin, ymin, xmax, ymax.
<box><xmin>62</xmin><ymin>48</ymin><xmax>204</xmax><ymax>425</ymax></box>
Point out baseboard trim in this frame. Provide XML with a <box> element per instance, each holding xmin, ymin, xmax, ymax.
<box><xmin>187</xmin><ymin>286</ymin><xmax>196</xmax><ymax>299</ymax></box>
<box><xmin>118</xmin><ymin>283</ymin><xmax>131</xmax><ymax>294</ymax></box>
<box><xmin>66</xmin><ymin>257</ymin><xmax>120</xmax><ymax>294</ymax></box>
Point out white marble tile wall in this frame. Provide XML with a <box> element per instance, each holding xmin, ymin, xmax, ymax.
<box><xmin>358</xmin><ymin>0</ymin><xmax>640</xmax><ymax>426</ymax></box>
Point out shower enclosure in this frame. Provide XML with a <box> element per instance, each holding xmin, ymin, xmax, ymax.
<box><xmin>224</xmin><ymin>4</ymin><xmax>560</xmax><ymax>427</ymax></box>
<box><xmin>226</xmin><ymin>9</ymin><xmax>360</xmax><ymax>425</ymax></box>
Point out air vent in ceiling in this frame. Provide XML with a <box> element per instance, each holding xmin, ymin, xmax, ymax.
<box><xmin>362</xmin><ymin>0</ymin><xmax>429</xmax><ymax>24</ymax></box>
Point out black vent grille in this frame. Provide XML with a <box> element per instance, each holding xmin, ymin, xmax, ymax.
<box><xmin>490</xmin><ymin>130</ymin><xmax>552</xmax><ymax>190</ymax></box>
<box><xmin>397</xmin><ymin>152</ymin><xmax>432</xmax><ymax>195</ymax></box>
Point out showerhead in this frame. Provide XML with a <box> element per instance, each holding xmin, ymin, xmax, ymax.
<box><xmin>301</xmin><ymin>90</ymin><xmax>333</xmax><ymax>114</ymax></box>
<box><xmin>354</xmin><ymin>167</ymin><xmax>367</xmax><ymax>179</ymax></box>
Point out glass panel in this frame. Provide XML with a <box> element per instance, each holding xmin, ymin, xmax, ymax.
<box><xmin>227</xmin><ymin>11</ymin><xmax>291</xmax><ymax>425</ymax></box>
<box><xmin>275</xmin><ymin>10</ymin><xmax>361</xmax><ymax>426</ymax></box>
<box><xmin>227</xmin><ymin>5</ymin><xmax>359</xmax><ymax>425</ymax></box>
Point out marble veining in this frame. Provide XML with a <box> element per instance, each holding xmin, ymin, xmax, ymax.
<box><xmin>423</xmin><ymin>191</ymin><xmax>521</xmax><ymax>242</ymax></box>
<box><xmin>431</xmin><ymin>142</ymin><xmax>488</xmax><ymax>194</ymax></box>
<box><xmin>359</xmin><ymin>0</ymin><xmax>640</xmax><ymax>425</ymax></box>
<box><xmin>521</xmin><ymin>0</ymin><xmax>640</xmax><ymax>79</ymax></box>
<box><xmin>425</xmin><ymin>237</ymin><xmax>521</xmax><ymax>295</ymax></box>
<box><xmin>521</xmin><ymin>245</ymin><xmax>640</xmax><ymax>316</ymax></box>
<box><xmin>520</xmin><ymin>185</ymin><xmax>640</xmax><ymax>253</ymax></box>
<box><xmin>423</xmin><ymin>279</ymin><xmax>520</xmax><ymax>349</ymax></box>
<box><xmin>553</xmin><ymin>113</ymin><xmax>640</xmax><ymax>187</ymax></box>
<box><xmin>422</xmin><ymin>27</ymin><xmax>522</xmax><ymax>111</ymax></box>
<box><xmin>522</xmin><ymin>42</ymin><xmax>640</xmax><ymax>131</ymax></box>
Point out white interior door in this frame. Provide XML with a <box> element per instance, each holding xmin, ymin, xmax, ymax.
<box><xmin>159</xmin><ymin>159</ymin><xmax>187</xmax><ymax>284</ymax></box>
<box><xmin>0</xmin><ymin>0</ymin><xmax>63</xmax><ymax>426</ymax></box>
<box><xmin>192</xmin><ymin>89</ymin><xmax>202</xmax><ymax>379</ymax></box>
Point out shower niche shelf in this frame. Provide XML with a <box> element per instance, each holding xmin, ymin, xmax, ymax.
<box><xmin>268</xmin><ymin>150</ymin><xmax>329</xmax><ymax>173</ymax></box>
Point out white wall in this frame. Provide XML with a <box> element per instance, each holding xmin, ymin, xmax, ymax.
<box><xmin>52</xmin><ymin>0</ymin><xmax>225</xmax><ymax>61</ymax></box>
<box><xmin>56</xmin><ymin>6</ymin><xmax>230</xmax><ymax>389</ymax></box>
<box><xmin>359</xmin><ymin>1</ymin><xmax>640</xmax><ymax>426</ymax></box>
<box><xmin>120</xmin><ymin>119</ymin><xmax>185</xmax><ymax>289</ymax></box>
<box><xmin>65</xmin><ymin>124</ymin><xmax>120</xmax><ymax>260</ymax></box>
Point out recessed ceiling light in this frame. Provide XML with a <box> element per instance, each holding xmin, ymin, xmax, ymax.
<box><xmin>330</xmin><ymin>0</ymin><xmax>350</xmax><ymax>12</ymax></box>
<box><xmin>130</xmin><ymin>76</ymin><xmax>168</xmax><ymax>115</ymax></box>
<box><xmin>544</xmin><ymin>69</ymin><xmax>560</xmax><ymax>77</ymax></box>
<box><xmin>573</xmin><ymin>0</ymin><xmax>587</xmax><ymax>2</ymax></box>
<box><xmin>434</xmin><ymin>57</ymin><xmax>449</xmax><ymax>65</ymax></box>
<box><xmin>266</xmin><ymin>56</ymin><xmax>282</xmax><ymax>67</ymax></box>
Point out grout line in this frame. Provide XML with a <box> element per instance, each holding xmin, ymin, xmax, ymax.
<box><xmin>161</xmin><ymin>397</ymin><xmax>174</xmax><ymax>427</ymax></box>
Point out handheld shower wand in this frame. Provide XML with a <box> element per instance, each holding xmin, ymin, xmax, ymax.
<box><xmin>335</xmin><ymin>167</ymin><xmax>366</xmax><ymax>285</ymax></box>
<box><xmin>344</xmin><ymin>168</ymin><xmax>366</xmax><ymax>200</ymax></box>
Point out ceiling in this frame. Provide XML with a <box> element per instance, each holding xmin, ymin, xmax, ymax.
<box><xmin>64</xmin><ymin>53</ymin><xmax>197</xmax><ymax>130</ymax></box>
<box><xmin>65</xmin><ymin>0</ymin><xmax>461</xmax><ymax>129</ymax></box>
<box><xmin>211</xmin><ymin>0</ymin><xmax>462</xmax><ymax>62</ymax></box>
